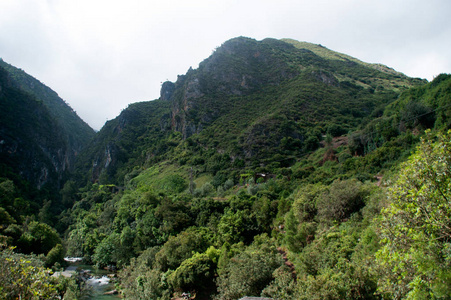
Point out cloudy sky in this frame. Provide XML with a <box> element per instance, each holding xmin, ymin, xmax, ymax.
<box><xmin>0</xmin><ymin>0</ymin><xmax>450</xmax><ymax>130</ymax></box>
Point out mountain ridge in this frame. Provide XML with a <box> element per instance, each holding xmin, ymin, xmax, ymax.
<box><xmin>79</xmin><ymin>37</ymin><xmax>425</xmax><ymax>184</ymax></box>
<box><xmin>0</xmin><ymin>59</ymin><xmax>95</xmax><ymax>190</ymax></box>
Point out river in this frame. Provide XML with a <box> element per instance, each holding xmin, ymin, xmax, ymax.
<box><xmin>57</xmin><ymin>258</ymin><xmax>121</xmax><ymax>300</ymax></box>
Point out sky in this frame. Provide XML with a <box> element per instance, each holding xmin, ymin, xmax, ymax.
<box><xmin>0</xmin><ymin>0</ymin><xmax>450</xmax><ymax>130</ymax></box>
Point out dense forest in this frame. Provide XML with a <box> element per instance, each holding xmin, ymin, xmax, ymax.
<box><xmin>1</xmin><ymin>37</ymin><xmax>451</xmax><ymax>299</ymax></box>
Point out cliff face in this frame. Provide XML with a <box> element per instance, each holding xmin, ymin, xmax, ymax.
<box><xmin>0</xmin><ymin>60</ymin><xmax>95</xmax><ymax>189</ymax></box>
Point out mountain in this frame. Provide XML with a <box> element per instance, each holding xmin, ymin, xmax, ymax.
<box><xmin>2</xmin><ymin>36</ymin><xmax>451</xmax><ymax>299</ymax></box>
<box><xmin>81</xmin><ymin>37</ymin><xmax>425</xmax><ymax>184</ymax></box>
<box><xmin>65</xmin><ymin>37</ymin><xmax>450</xmax><ymax>300</ymax></box>
<box><xmin>0</xmin><ymin>59</ymin><xmax>95</xmax><ymax>190</ymax></box>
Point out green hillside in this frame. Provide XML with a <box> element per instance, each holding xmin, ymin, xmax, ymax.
<box><xmin>0</xmin><ymin>59</ymin><xmax>95</xmax><ymax>280</ymax></box>
<box><xmin>0</xmin><ymin>59</ymin><xmax>94</xmax><ymax>150</ymax></box>
<box><xmin>0</xmin><ymin>59</ymin><xmax>95</xmax><ymax>190</ymax></box>
<box><xmin>64</xmin><ymin>72</ymin><xmax>450</xmax><ymax>300</ymax></box>
<box><xmin>81</xmin><ymin>37</ymin><xmax>424</xmax><ymax>185</ymax></box>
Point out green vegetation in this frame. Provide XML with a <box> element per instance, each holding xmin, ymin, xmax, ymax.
<box><xmin>377</xmin><ymin>130</ymin><xmax>451</xmax><ymax>298</ymax></box>
<box><xmin>0</xmin><ymin>59</ymin><xmax>94</xmax><ymax>150</ymax></box>
<box><xmin>0</xmin><ymin>38</ymin><xmax>450</xmax><ymax>298</ymax></box>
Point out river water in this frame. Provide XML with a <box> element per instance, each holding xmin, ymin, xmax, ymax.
<box><xmin>58</xmin><ymin>258</ymin><xmax>121</xmax><ymax>300</ymax></box>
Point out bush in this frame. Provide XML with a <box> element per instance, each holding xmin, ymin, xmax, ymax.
<box><xmin>317</xmin><ymin>179</ymin><xmax>369</xmax><ymax>223</ymax></box>
<box><xmin>215</xmin><ymin>237</ymin><xmax>283</xmax><ymax>300</ymax></box>
<box><xmin>168</xmin><ymin>249</ymin><xmax>219</xmax><ymax>294</ymax></box>
<box><xmin>0</xmin><ymin>246</ymin><xmax>60</xmax><ymax>299</ymax></box>
<box><xmin>45</xmin><ymin>244</ymin><xmax>65</xmax><ymax>267</ymax></box>
<box><xmin>223</xmin><ymin>178</ymin><xmax>234</xmax><ymax>190</ymax></box>
<box><xmin>376</xmin><ymin>130</ymin><xmax>451</xmax><ymax>298</ymax></box>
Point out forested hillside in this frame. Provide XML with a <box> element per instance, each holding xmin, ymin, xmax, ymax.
<box><xmin>0</xmin><ymin>59</ymin><xmax>94</xmax><ymax>190</ymax></box>
<box><xmin>1</xmin><ymin>37</ymin><xmax>450</xmax><ymax>299</ymax></box>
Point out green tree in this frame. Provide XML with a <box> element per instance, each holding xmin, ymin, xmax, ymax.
<box><xmin>155</xmin><ymin>227</ymin><xmax>213</xmax><ymax>272</ymax></box>
<box><xmin>217</xmin><ymin>210</ymin><xmax>248</xmax><ymax>244</ymax></box>
<box><xmin>0</xmin><ymin>207</ymin><xmax>15</xmax><ymax>230</ymax></box>
<box><xmin>168</xmin><ymin>247</ymin><xmax>219</xmax><ymax>297</ymax></box>
<box><xmin>45</xmin><ymin>244</ymin><xmax>65</xmax><ymax>267</ymax></box>
<box><xmin>18</xmin><ymin>221</ymin><xmax>62</xmax><ymax>255</ymax></box>
<box><xmin>376</xmin><ymin>130</ymin><xmax>451</xmax><ymax>299</ymax></box>
<box><xmin>317</xmin><ymin>179</ymin><xmax>370</xmax><ymax>223</ymax></box>
<box><xmin>92</xmin><ymin>232</ymin><xmax>125</xmax><ymax>268</ymax></box>
<box><xmin>215</xmin><ymin>235</ymin><xmax>283</xmax><ymax>300</ymax></box>
<box><xmin>60</xmin><ymin>180</ymin><xmax>78</xmax><ymax>208</ymax></box>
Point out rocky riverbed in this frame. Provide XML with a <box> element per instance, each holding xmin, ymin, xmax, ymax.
<box><xmin>54</xmin><ymin>257</ymin><xmax>121</xmax><ymax>299</ymax></box>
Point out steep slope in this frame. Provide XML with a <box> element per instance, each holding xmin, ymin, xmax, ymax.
<box><xmin>346</xmin><ymin>74</ymin><xmax>451</xmax><ymax>160</ymax></box>
<box><xmin>82</xmin><ymin>37</ymin><xmax>425</xmax><ymax>183</ymax></box>
<box><xmin>0</xmin><ymin>59</ymin><xmax>95</xmax><ymax>189</ymax></box>
<box><xmin>77</xmin><ymin>99</ymin><xmax>172</xmax><ymax>183</ymax></box>
<box><xmin>385</xmin><ymin>73</ymin><xmax>451</xmax><ymax>129</ymax></box>
<box><xmin>0</xmin><ymin>59</ymin><xmax>94</xmax><ymax>151</ymax></box>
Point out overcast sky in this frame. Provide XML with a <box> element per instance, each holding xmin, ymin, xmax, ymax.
<box><xmin>0</xmin><ymin>0</ymin><xmax>450</xmax><ymax>130</ymax></box>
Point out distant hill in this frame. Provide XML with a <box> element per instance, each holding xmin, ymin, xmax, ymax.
<box><xmin>0</xmin><ymin>59</ymin><xmax>95</xmax><ymax>189</ymax></box>
<box><xmin>80</xmin><ymin>37</ymin><xmax>425</xmax><ymax>184</ymax></box>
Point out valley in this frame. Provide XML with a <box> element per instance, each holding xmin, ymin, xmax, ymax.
<box><xmin>1</xmin><ymin>37</ymin><xmax>450</xmax><ymax>299</ymax></box>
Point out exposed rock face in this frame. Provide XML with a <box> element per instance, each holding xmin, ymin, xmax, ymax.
<box><xmin>160</xmin><ymin>81</ymin><xmax>175</xmax><ymax>101</ymax></box>
<box><xmin>165</xmin><ymin>37</ymin><xmax>301</xmax><ymax>139</ymax></box>
<box><xmin>168</xmin><ymin>74</ymin><xmax>205</xmax><ymax>139</ymax></box>
<box><xmin>313</xmin><ymin>70</ymin><xmax>339</xmax><ymax>86</ymax></box>
<box><xmin>90</xmin><ymin>142</ymin><xmax>120</xmax><ymax>182</ymax></box>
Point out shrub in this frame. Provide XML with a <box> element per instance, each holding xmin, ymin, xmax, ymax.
<box><xmin>45</xmin><ymin>244</ymin><xmax>65</xmax><ymax>267</ymax></box>
<box><xmin>317</xmin><ymin>179</ymin><xmax>369</xmax><ymax>223</ymax></box>
<box><xmin>215</xmin><ymin>237</ymin><xmax>283</xmax><ymax>300</ymax></box>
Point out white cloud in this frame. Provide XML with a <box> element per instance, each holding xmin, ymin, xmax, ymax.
<box><xmin>0</xmin><ymin>0</ymin><xmax>450</xmax><ymax>130</ymax></box>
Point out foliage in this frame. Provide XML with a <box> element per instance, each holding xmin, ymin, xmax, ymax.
<box><xmin>17</xmin><ymin>221</ymin><xmax>62</xmax><ymax>256</ymax></box>
<box><xmin>376</xmin><ymin>130</ymin><xmax>451</xmax><ymax>299</ymax></box>
<box><xmin>168</xmin><ymin>247</ymin><xmax>219</xmax><ymax>295</ymax></box>
<box><xmin>293</xmin><ymin>221</ymin><xmax>379</xmax><ymax>300</ymax></box>
<box><xmin>317</xmin><ymin>179</ymin><xmax>371</xmax><ymax>223</ymax></box>
<box><xmin>154</xmin><ymin>227</ymin><xmax>213</xmax><ymax>272</ymax></box>
<box><xmin>0</xmin><ymin>245</ymin><xmax>62</xmax><ymax>299</ymax></box>
<box><xmin>45</xmin><ymin>243</ymin><xmax>65</xmax><ymax>267</ymax></box>
<box><xmin>215</xmin><ymin>235</ymin><xmax>283</xmax><ymax>300</ymax></box>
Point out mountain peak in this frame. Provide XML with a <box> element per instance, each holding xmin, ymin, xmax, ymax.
<box><xmin>86</xmin><ymin>37</ymin><xmax>427</xmax><ymax>182</ymax></box>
